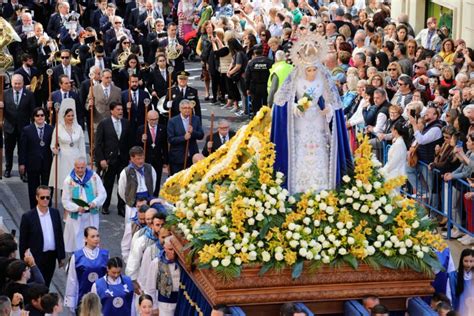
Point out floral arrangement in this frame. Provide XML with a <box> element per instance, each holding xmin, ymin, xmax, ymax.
<box><xmin>296</xmin><ymin>93</ymin><xmax>313</xmax><ymax>113</ymax></box>
<box><xmin>164</xmin><ymin>107</ymin><xmax>446</xmax><ymax>280</ymax></box>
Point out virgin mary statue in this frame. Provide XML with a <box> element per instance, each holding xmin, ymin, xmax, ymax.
<box><xmin>271</xmin><ymin>34</ymin><xmax>353</xmax><ymax>194</ymax></box>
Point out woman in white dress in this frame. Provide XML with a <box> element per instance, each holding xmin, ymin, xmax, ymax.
<box><xmin>49</xmin><ymin>102</ymin><xmax>86</xmax><ymax>191</ymax></box>
<box><xmin>271</xmin><ymin>33</ymin><xmax>352</xmax><ymax>194</ymax></box>
<box><xmin>380</xmin><ymin>121</ymin><xmax>408</xmax><ymax>181</ymax></box>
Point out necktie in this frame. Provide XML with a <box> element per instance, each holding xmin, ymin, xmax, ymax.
<box><xmin>104</xmin><ymin>88</ymin><xmax>109</xmax><ymax>99</ymax></box>
<box><xmin>64</xmin><ymin>66</ymin><xmax>69</xmax><ymax>79</ymax></box>
<box><xmin>221</xmin><ymin>135</ymin><xmax>226</xmax><ymax>144</ymax></box>
<box><xmin>151</xmin><ymin>125</ymin><xmax>156</xmax><ymax>143</ymax></box>
<box><xmin>15</xmin><ymin>91</ymin><xmax>20</xmax><ymax>106</ymax></box>
<box><xmin>63</xmin><ymin>92</ymin><xmax>67</xmax><ymax>100</ymax></box>
<box><xmin>427</xmin><ymin>31</ymin><xmax>434</xmax><ymax>49</ymax></box>
<box><xmin>114</xmin><ymin>120</ymin><xmax>121</xmax><ymax>138</ymax></box>
<box><xmin>181</xmin><ymin>88</ymin><xmax>184</xmax><ymax>97</ymax></box>
<box><xmin>38</xmin><ymin>127</ymin><xmax>44</xmax><ymax>140</ymax></box>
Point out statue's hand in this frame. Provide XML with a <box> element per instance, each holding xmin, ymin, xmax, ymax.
<box><xmin>293</xmin><ymin>105</ymin><xmax>304</xmax><ymax>118</ymax></box>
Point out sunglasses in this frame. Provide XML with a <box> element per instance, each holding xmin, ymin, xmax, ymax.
<box><xmin>388</xmin><ymin>68</ymin><xmax>397</xmax><ymax>71</ymax></box>
<box><xmin>39</xmin><ymin>196</ymin><xmax>50</xmax><ymax>200</ymax></box>
<box><xmin>61</xmin><ymin>56</ymin><xmax>70</xmax><ymax>59</ymax></box>
<box><xmin>398</xmin><ymin>82</ymin><xmax>407</xmax><ymax>86</ymax></box>
<box><xmin>115</xmin><ymin>22</ymin><xmax>122</xmax><ymax>24</ymax></box>
<box><xmin>35</xmin><ymin>113</ymin><xmax>45</xmax><ymax>117</ymax></box>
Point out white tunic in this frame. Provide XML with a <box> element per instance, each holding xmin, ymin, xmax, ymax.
<box><xmin>62</xmin><ymin>172</ymin><xmax>107</xmax><ymax>253</ymax></box>
<box><xmin>379</xmin><ymin>137</ymin><xmax>407</xmax><ymax>181</ymax></box>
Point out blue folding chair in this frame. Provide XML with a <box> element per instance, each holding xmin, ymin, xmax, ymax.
<box><xmin>407</xmin><ymin>297</ymin><xmax>437</xmax><ymax>316</ymax></box>
<box><xmin>295</xmin><ymin>302</ymin><xmax>315</xmax><ymax>316</ymax></box>
<box><xmin>343</xmin><ymin>300</ymin><xmax>370</xmax><ymax>316</ymax></box>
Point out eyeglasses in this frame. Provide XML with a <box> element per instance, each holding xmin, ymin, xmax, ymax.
<box><xmin>61</xmin><ymin>56</ymin><xmax>70</xmax><ymax>59</ymax></box>
<box><xmin>398</xmin><ymin>82</ymin><xmax>407</xmax><ymax>86</ymax></box>
<box><xmin>115</xmin><ymin>22</ymin><xmax>122</xmax><ymax>24</ymax></box>
<box><xmin>35</xmin><ymin>113</ymin><xmax>45</xmax><ymax>117</ymax></box>
<box><xmin>388</xmin><ymin>68</ymin><xmax>397</xmax><ymax>71</ymax></box>
<box><xmin>123</xmin><ymin>42</ymin><xmax>130</xmax><ymax>45</ymax></box>
<box><xmin>39</xmin><ymin>196</ymin><xmax>50</xmax><ymax>200</ymax></box>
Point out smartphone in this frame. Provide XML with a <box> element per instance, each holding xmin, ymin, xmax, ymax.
<box><xmin>456</xmin><ymin>140</ymin><xmax>464</xmax><ymax>148</ymax></box>
<box><xmin>85</xmin><ymin>36</ymin><xmax>95</xmax><ymax>44</ymax></box>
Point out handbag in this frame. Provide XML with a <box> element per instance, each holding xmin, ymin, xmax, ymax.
<box><xmin>407</xmin><ymin>144</ymin><xmax>419</xmax><ymax>168</ymax></box>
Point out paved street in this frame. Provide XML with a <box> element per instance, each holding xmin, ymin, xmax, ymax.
<box><xmin>0</xmin><ymin>61</ymin><xmax>251</xmax><ymax>296</ymax></box>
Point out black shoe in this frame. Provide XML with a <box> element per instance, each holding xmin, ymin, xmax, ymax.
<box><xmin>3</xmin><ymin>170</ymin><xmax>11</xmax><ymax>178</ymax></box>
<box><xmin>102</xmin><ymin>208</ymin><xmax>110</xmax><ymax>215</ymax></box>
<box><xmin>118</xmin><ymin>208</ymin><xmax>126</xmax><ymax>217</ymax></box>
<box><xmin>21</xmin><ymin>174</ymin><xmax>28</xmax><ymax>183</ymax></box>
<box><xmin>204</xmin><ymin>96</ymin><xmax>211</xmax><ymax>101</ymax></box>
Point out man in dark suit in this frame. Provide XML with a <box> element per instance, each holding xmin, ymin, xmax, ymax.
<box><xmin>166</xmin><ymin>71</ymin><xmax>201</xmax><ymax>121</ymax></box>
<box><xmin>95</xmin><ymin>102</ymin><xmax>131</xmax><ymax>216</ymax></box>
<box><xmin>1</xmin><ymin>74</ymin><xmax>36</xmax><ymax>178</ymax></box>
<box><xmin>167</xmin><ymin>99</ymin><xmax>204</xmax><ymax>175</ymax></box>
<box><xmin>91</xmin><ymin>0</ymin><xmax>107</xmax><ymax>34</ymax></box>
<box><xmin>122</xmin><ymin>74</ymin><xmax>151</xmax><ymax>130</ymax></box>
<box><xmin>104</xmin><ymin>16</ymin><xmax>134</xmax><ymax>55</ymax></box>
<box><xmin>136</xmin><ymin>110</ymin><xmax>168</xmax><ymax>196</ymax></box>
<box><xmin>19</xmin><ymin>108</ymin><xmax>54</xmax><ymax>209</ymax></box>
<box><xmin>49</xmin><ymin>74</ymin><xmax>84</xmax><ymax>127</ymax></box>
<box><xmin>83</xmin><ymin>45</ymin><xmax>111</xmax><ymax>74</ymax></box>
<box><xmin>13</xmin><ymin>54</ymin><xmax>39</xmax><ymax>88</ymax></box>
<box><xmin>19</xmin><ymin>185</ymin><xmax>66</xmax><ymax>287</ymax></box>
<box><xmin>52</xmin><ymin>49</ymin><xmax>83</xmax><ymax>91</ymax></box>
<box><xmin>202</xmin><ymin>119</ymin><xmax>235</xmax><ymax>157</ymax></box>
<box><xmin>158</xmin><ymin>23</ymin><xmax>188</xmax><ymax>77</ymax></box>
<box><xmin>46</xmin><ymin>1</ymin><xmax>69</xmax><ymax>41</ymax></box>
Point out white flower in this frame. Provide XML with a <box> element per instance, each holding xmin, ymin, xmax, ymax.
<box><xmin>245</xmin><ymin>209</ymin><xmax>253</xmax><ymax>217</ymax></box>
<box><xmin>303</xmin><ymin>217</ymin><xmax>311</xmax><ymax>225</ymax></box>
<box><xmin>360</xmin><ymin>205</ymin><xmax>369</xmax><ymax>213</ymax></box>
<box><xmin>336</xmin><ymin>222</ymin><xmax>345</xmax><ymax>230</ymax></box>
<box><xmin>211</xmin><ymin>260</ymin><xmax>219</xmax><ymax>268</ymax></box>
<box><xmin>186</xmin><ymin>234</ymin><xmax>194</xmax><ymax>240</ymax></box>
<box><xmin>343</xmin><ymin>175</ymin><xmax>351</xmax><ymax>183</ymax></box>
<box><xmin>224</xmin><ymin>240</ymin><xmax>233</xmax><ymax>247</ymax></box>
<box><xmin>338</xmin><ymin>248</ymin><xmax>347</xmax><ymax>256</ymax></box>
<box><xmin>366</xmin><ymin>194</ymin><xmax>375</xmax><ymax>201</ymax></box>
<box><xmin>234</xmin><ymin>257</ymin><xmax>242</xmax><ymax>265</ymax></box>
<box><xmin>346</xmin><ymin>222</ymin><xmax>353</xmax><ymax>229</ymax></box>
<box><xmin>248</xmin><ymin>218</ymin><xmax>255</xmax><ymax>225</ymax></box>
<box><xmin>339</xmin><ymin>229</ymin><xmax>347</xmax><ymax>236</ymax></box>
<box><xmin>249</xmin><ymin>251</ymin><xmax>257</xmax><ymax>261</ymax></box>
<box><xmin>269</xmin><ymin>187</ymin><xmax>278</xmax><ymax>195</ymax></box>
<box><xmin>412</xmin><ymin>221</ymin><xmax>420</xmax><ymax>229</ymax></box>
<box><xmin>303</xmin><ymin>227</ymin><xmax>312</xmax><ymax>235</ymax></box>
<box><xmin>328</xmin><ymin>234</ymin><xmax>336</xmax><ymax>242</ymax></box>
<box><xmin>234</xmin><ymin>243</ymin><xmax>242</xmax><ymax>250</ymax></box>
<box><xmin>276</xmin><ymin>171</ymin><xmax>284</xmax><ymax>179</ymax></box>
<box><xmin>319</xmin><ymin>202</ymin><xmax>327</xmax><ymax>211</ymax></box>
<box><xmin>308</xmin><ymin>199</ymin><xmax>314</xmax><ymax>207</ymax></box>
<box><xmin>255</xmin><ymin>213</ymin><xmax>265</xmax><ymax>221</ymax></box>
<box><xmin>328</xmin><ymin>248</ymin><xmax>336</xmax><ymax>256</ymax></box>
<box><xmin>384</xmin><ymin>241</ymin><xmax>393</xmax><ymax>248</ymax></box>
<box><xmin>306</xmin><ymin>251</ymin><xmax>314</xmax><ymax>260</ymax></box>
<box><xmin>314</xmin><ymin>220</ymin><xmax>321</xmax><ymax>227</ymax></box>
<box><xmin>346</xmin><ymin>197</ymin><xmax>354</xmax><ymax>204</ymax></box>
<box><xmin>230</xmin><ymin>232</ymin><xmax>236</xmax><ymax>240</ymax></box>
<box><xmin>186</xmin><ymin>210</ymin><xmax>194</xmax><ymax>220</ymax></box>
<box><xmin>221</xmin><ymin>257</ymin><xmax>231</xmax><ymax>267</ymax></box>
<box><xmin>299</xmin><ymin>240</ymin><xmax>308</xmax><ymax>249</ymax></box>
<box><xmin>322</xmin><ymin>240</ymin><xmax>330</xmax><ymax>248</ymax></box>
<box><xmin>257</xmin><ymin>241</ymin><xmax>264</xmax><ymax>247</ymax></box>
<box><xmin>384</xmin><ymin>205</ymin><xmax>393</xmax><ymax>214</ymax></box>
<box><xmin>379</xmin><ymin>214</ymin><xmax>388</xmax><ymax>222</ymax></box>
<box><xmin>373</xmin><ymin>181</ymin><xmax>382</xmax><ymax>189</ymax></box>
<box><xmin>376</xmin><ymin>226</ymin><xmax>384</xmax><ymax>233</ymax></box>
<box><xmin>261</xmin><ymin>251</ymin><xmax>271</xmax><ymax>262</ymax></box>
<box><xmin>369</xmin><ymin>208</ymin><xmax>376</xmax><ymax>215</ymax></box>
<box><xmin>275</xmin><ymin>252</ymin><xmax>284</xmax><ymax>261</ymax></box>
<box><xmin>228</xmin><ymin>246</ymin><xmax>236</xmax><ymax>255</ymax></box>
<box><xmin>249</xmin><ymin>244</ymin><xmax>256</xmax><ymax>251</ymax></box>
<box><xmin>317</xmin><ymin>235</ymin><xmax>326</xmax><ymax>242</ymax></box>
<box><xmin>324</xmin><ymin>226</ymin><xmax>332</xmax><ymax>235</ymax></box>
<box><xmin>353</xmin><ymin>203</ymin><xmax>361</xmax><ymax>211</ymax></box>
<box><xmin>328</xmin><ymin>216</ymin><xmax>334</xmax><ymax>223</ymax></box>
<box><xmin>390</xmin><ymin>235</ymin><xmax>399</xmax><ymax>243</ymax></box>
<box><xmin>417</xmin><ymin>251</ymin><xmax>425</xmax><ymax>259</ymax></box>
<box><xmin>288</xmin><ymin>196</ymin><xmax>296</xmax><ymax>204</ymax></box>
<box><xmin>353</xmin><ymin>191</ymin><xmax>360</xmax><ymax>199</ymax></box>
<box><xmin>356</xmin><ymin>180</ymin><xmax>363</xmax><ymax>187</ymax></box>
<box><xmin>367</xmin><ymin>246</ymin><xmax>376</xmax><ymax>255</ymax></box>
<box><xmin>384</xmin><ymin>250</ymin><xmax>392</xmax><ymax>256</ymax></box>
<box><xmin>306</xmin><ymin>208</ymin><xmax>315</xmax><ymax>215</ymax></box>
<box><xmin>299</xmin><ymin>248</ymin><xmax>308</xmax><ymax>257</ymax></box>
<box><xmin>285</xmin><ymin>231</ymin><xmax>293</xmax><ymax>240</ymax></box>
<box><xmin>320</xmin><ymin>190</ymin><xmax>329</xmax><ymax>199</ymax></box>
<box><xmin>405</xmin><ymin>239</ymin><xmax>413</xmax><ymax>248</ymax></box>
<box><xmin>288</xmin><ymin>223</ymin><xmax>296</xmax><ymax>231</ymax></box>
<box><xmin>374</xmin><ymin>241</ymin><xmax>382</xmax><ymax>248</ymax></box>
<box><xmin>289</xmin><ymin>240</ymin><xmax>299</xmax><ymax>248</ymax></box>
<box><xmin>377</xmin><ymin>235</ymin><xmax>385</xmax><ymax>242</ymax></box>
<box><xmin>345</xmin><ymin>189</ymin><xmax>353</xmax><ymax>196</ymax></box>
<box><xmin>322</xmin><ymin>256</ymin><xmax>330</xmax><ymax>264</ymax></box>
<box><xmin>399</xmin><ymin>248</ymin><xmax>407</xmax><ymax>255</ymax></box>
<box><xmin>422</xmin><ymin>246</ymin><xmax>430</xmax><ymax>253</ymax></box>
<box><xmin>379</xmin><ymin>196</ymin><xmax>387</xmax><ymax>204</ymax></box>
<box><xmin>326</xmin><ymin>206</ymin><xmax>335</xmax><ymax>215</ymax></box>
<box><xmin>347</xmin><ymin>237</ymin><xmax>355</xmax><ymax>245</ymax></box>
<box><xmin>364</xmin><ymin>184</ymin><xmax>372</xmax><ymax>193</ymax></box>
<box><xmin>292</xmin><ymin>232</ymin><xmax>301</xmax><ymax>240</ymax></box>
<box><xmin>404</xmin><ymin>228</ymin><xmax>411</xmax><ymax>235</ymax></box>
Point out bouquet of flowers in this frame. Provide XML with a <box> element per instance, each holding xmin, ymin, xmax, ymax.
<box><xmin>296</xmin><ymin>93</ymin><xmax>313</xmax><ymax>113</ymax></box>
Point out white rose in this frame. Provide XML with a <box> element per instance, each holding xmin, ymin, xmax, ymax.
<box><xmin>261</xmin><ymin>251</ymin><xmax>271</xmax><ymax>262</ymax></box>
<box><xmin>360</xmin><ymin>194</ymin><xmax>366</xmax><ymax>201</ymax></box>
<box><xmin>417</xmin><ymin>251</ymin><xmax>425</xmax><ymax>259</ymax></box>
<box><xmin>286</xmin><ymin>231</ymin><xmax>293</xmax><ymax>239</ymax></box>
<box><xmin>369</xmin><ymin>208</ymin><xmax>376</xmax><ymax>215</ymax></box>
<box><xmin>346</xmin><ymin>222</ymin><xmax>353</xmax><ymax>229</ymax></box>
<box><xmin>399</xmin><ymin>248</ymin><xmax>407</xmax><ymax>255</ymax></box>
<box><xmin>379</xmin><ymin>196</ymin><xmax>387</xmax><ymax>204</ymax></box>
<box><xmin>248</xmin><ymin>218</ymin><xmax>255</xmax><ymax>225</ymax></box>
<box><xmin>373</xmin><ymin>181</ymin><xmax>381</xmax><ymax>189</ymax></box>
<box><xmin>228</xmin><ymin>246</ymin><xmax>236</xmax><ymax>255</ymax></box>
<box><xmin>367</xmin><ymin>246</ymin><xmax>376</xmax><ymax>255</ymax></box>
<box><xmin>384</xmin><ymin>241</ymin><xmax>393</xmax><ymax>248</ymax></box>
<box><xmin>306</xmin><ymin>251</ymin><xmax>314</xmax><ymax>260</ymax></box>
<box><xmin>314</xmin><ymin>220</ymin><xmax>321</xmax><ymax>227</ymax></box>
<box><xmin>309</xmin><ymin>240</ymin><xmax>317</xmax><ymax>247</ymax></box>
<box><xmin>319</xmin><ymin>202</ymin><xmax>327</xmax><ymax>211</ymax></box>
<box><xmin>326</xmin><ymin>206</ymin><xmax>335</xmax><ymax>215</ymax></box>
<box><xmin>379</xmin><ymin>214</ymin><xmax>388</xmax><ymax>222</ymax></box>
<box><xmin>299</xmin><ymin>240</ymin><xmax>308</xmax><ymax>249</ymax></box>
<box><xmin>339</xmin><ymin>229</ymin><xmax>347</xmax><ymax>236</ymax></box>
<box><xmin>306</xmin><ymin>208</ymin><xmax>315</xmax><ymax>215</ymax></box>
<box><xmin>322</xmin><ymin>256</ymin><xmax>330</xmax><ymax>264</ymax></box>
<box><xmin>360</xmin><ymin>205</ymin><xmax>369</xmax><ymax>213</ymax></box>
<box><xmin>186</xmin><ymin>234</ymin><xmax>194</xmax><ymax>240</ymax></box>
<box><xmin>328</xmin><ymin>248</ymin><xmax>336</xmax><ymax>256</ymax></box>
<box><xmin>269</xmin><ymin>187</ymin><xmax>278</xmax><ymax>195</ymax></box>
<box><xmin>292</xmin><ymin>232</ymin><xmax>301</xmax><ymax>240</ymax></box>
<box><xmin>308</xmin><ymin>199</ymin><xmax>314</xmax><ymax>207</ymax></box>
<box><xmin>390</xmin><ymin>235</ymin><xmax>398</xmax><ymax>243</ymax></box>
<box><xmin>327</xmin><ymin>216</ymin><xmax>334</xmax><ymax>223</ymax></box>
<box><xmin>197</xmin><ymin>210</ymin><xmax>204</xmax><ymax>217</ymax></box>
<box><xmin>377</xmin><ymin>235</ymin><xmax>385</xmax><ymax>242</ymax></box>
<box><xmin>288</xmin><ymin>196</ymin><xmax>296</xmax><ymax>204</ymax></box>
<box><xmin>230</xmin><ymin>232</ymin><xmax>236</xmax><ymax>240</ymax></box>
<box><xmin>224</xmin><ymin>240</ymin><xmax>233</xmax><ymax>247</ymax></box>
<box><xmin>374</xmin><ymin>241</ymin><xmax>382</xmax><ymax>248</ymax></box>
<box><xmin>422</xmin><ymin>246</ymin><xmax>429</xmax><ymax>253</ymax></box>
<box><xmin>276</xmin><ymin>171</ymin><xmax>284</xmax><ymax>179</ymax></box>
<box><xmin>343</xmin><ymin>175</ymin><xmax>351</xmax><ymax>183</ymax></box>
<box><xmin>384</xmin><ymin>205</ymin><xmax>393</xmax><ymax>214</ymax></box>
<box><xmin>353</xmin><ymin>191</ymin><xmax>360</xmax><ymax>199</ymax></box>
<box><xmin>249</xmin><ymin>251</ymin><xmax>257</xmax><ymax>261</ymax></box>
<box><xmin>249</xmin><ymin>244</ymin><xmax>256</xmax><ymax>251</ymax></box>
<box><xmin>289</xmin><ymin>240</ymin><xmax>299</xmax><ymax>248</ymax></box>
<box><xmin>317</xmin><ymin>235</ymin><xmax>326</xmax><ymax>242</ymax></box>
<box><xmin>404</xmin><ymin>228</ymin><xmax>411</xmax><ymax>235</ymax></box>
<box><xmin>346</xmin><ymin>197</ymin><xmax>354</xmax><ymax>204</ymax></box>
<box><xmin>320</xmin><ymin>190</ymin><xmax>329</xmax><ymax>199</ymax></box>
<box><xmin>303</xmin><ymin>227</ymin><xmax>311</xmax><ymax>235</ymax></box>
<box><xmin>234</xmin><ymin>257</ymin><xmax>242</xmax><ymax>265</ymax></box>
<box><xmin>376</xmin><ymin>225</ymin><xmax>384</xmax><ymax>233</ymax></box>
<box><xmin>347</xmin><ymin>237</ymin><xmax>355</xmax><ymax>245</ymax></box>
<box><xmin>288</xmin><ymin>223</ymin><xmax>296</xmax><ymax>231</ymax></box>
<box><xmin>257</xmin><ymin>241</ymin><xmax>264</xmax><ymax>247</ymax></box>
<box><xmin>339</xmin><ymin>199</ymin><xmax>346</xmax><ymax>205</ymax></box>
<box><xmin>412</xmin><ymin>221</ymin><xmax>420</xmax><ymax>229</ymax></box>
<box><xmin>345</xmin><ymin>189</ymin><xmax>353</xmax><ymax>196</ymax></box>
<box><xmin>275</xmin><ymin>252</ymin><xmax>284</xmax><ymax>261</ymax></box>
<box><xmin>384</xmin><ymin>250</ymin><xmax>392</xmax><ymax>256</ymax></box>
<box><xmin>353</xmin><ymin>203</ymin><xmax>361</xmax><ymax>211</ymax></box>
<box><xmin>322</xmin><ymin>240</ymin><xmax>330</xmax><ymax>248</ymax></box>
<box><xmin>299</xmin><ymin>248</ymin><xmax>308</xmax><ymax>257</ymax></box>
<box><xmin>211</xmin><ymin>260</ymin><xmax>219</xmax><ymax>268</ymax></box>
<box><xmin>338</xmin><ymin>248</ymin><xmax>347</xmax><ymax>256</ymax></box>
<box><xmin>328</xmin><ymin>234</ymin><xmax>336</xmax><ymax>242</ymax></box>
<box><xmin>364</xmin><ymin>184</ymin><xmax>372</xmax><ymax>193</ymax></box>
<box><xmin>221</xmin><ymin>258</ymin><xmax>231</xmax><ymax>267</ymax></box>
<box><xmin>255</xmin><ymin>213</ymin><xmax>265</xmax><ymax>221</ymax></box>
<box><xmin>324</xmin><ymin>226</ymin><xmax>332</xmax><ymax>235</ymax></box>
<box><xmin>336</xmin><ymin>222</ymin><xmax>345</xmax><ymax>230</ymax></box>
<box><xmin>376</xmin><ymin>209</ymin><xmax>382</xmax><ymax>215</ymax></box>
<box><xmin>234</xmin><ymin>243</ymin><xmax>242</xmax><ymax>250</ymax></box>
<box><xmin>405</xmin><ymin>239</ymin><xmax>413</xmax><ymax>248</ymax></box>
<box><xmin>356</xmin><ymin>180</ymin><xmax>363</xmax><ymax>187</ymax></box>
<box><xmin>303</xmin><ymin>217</ymin><xmax>311</xmax><ymax>225</ymax></box>
<box><xmin>186</xmin><ymin>210</ymin><xmax>194</xmax><ymax>220</ymax></box>
<box><xmin>245</xmin><ymin>209</ymin><xmax>253</xmax><ymax>217</ymax></box>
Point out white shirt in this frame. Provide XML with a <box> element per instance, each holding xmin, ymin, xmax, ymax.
<box><xmin>102</xmin><ymin>84</ymin><xmax>110</xmax><ymax>97</ymax></box>
<box><xmin>91</xmin><ymin>275</ymin><xmax>123</xmax><ymax>294</ymax></box>
<box><xmin>63</xmin><ymin>64</ymin><xmax>71</xmax><ymax>79</ymax></box>
<box><xmin>37</xmin><ymin>207</ymin><xmax>56</xmax><ymax>252</ymax></box>
<box><xmin>112</xmin><ymin>116</ymin><xmax>122</xmax><ymax>138</ymax></box>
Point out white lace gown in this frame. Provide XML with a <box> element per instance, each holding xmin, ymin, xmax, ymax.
<box><xmin>49</xmin><ymin>124</ymin><xmax>87</xmax><ymax>190</ymax></box>
<box><xmin>290</xmin><ymin>74</ymin><xmax>332</xmax><ymax>193</ymax></box>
